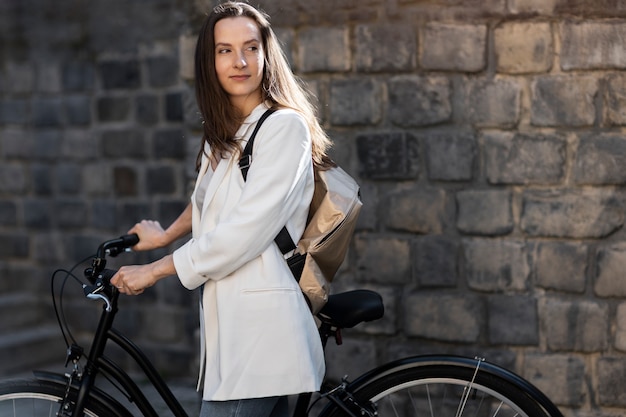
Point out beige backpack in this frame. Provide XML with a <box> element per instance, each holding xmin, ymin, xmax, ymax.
<box><xmin>239</xmin><ymin>109</ymin><xmax>362</xmax><ymax>313</ymax></box>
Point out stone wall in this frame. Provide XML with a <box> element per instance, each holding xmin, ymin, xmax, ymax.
<box><xmin>3</xmin><ymin>0</ymin><xmax>626</xmax><ymax>415</ymax></box>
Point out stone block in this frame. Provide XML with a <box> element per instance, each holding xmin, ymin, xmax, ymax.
<box><xmin>488</xmin><ymin>295</ymin><xmax>538</xmax><ymax>345</ymax></box>
<box><xmin>158</xmin><ymin>200</ymin><xmax>188</xmax><ymax>229</ymax></box>
<box><xmin>99</xmin><ymin>60</ymin><xmax>141</xmax><ymax>90</ymax></box>
<box><xmin>57</xmin><ymin>164</ymin><xmax>81</xmax><ymax>194</ymax></box>
<box><xmin>0</xmin><ymin>233</ymin><xmax>29</xmax><ymax>259</ymax></box>
<box><xmin>456</xmin><ymin>190</ymin><xmax>513</xmax><ymax>235</ymax></box>
<box><xmin>329</xmin><ymin>78</ymin><xmax>382</xmax><ymax>126</ymax></box>
<box><xmin>561</xmin><ymin>22</ymin><xmax>626</xmax><ymax>70</ymax></box>
<box><xmin>597</xmin><ymin>357</ymin><xmax>626</xmax><ymax>407</ymax></box>
<box><xmin>508</xmin><ymin>0</ymin><xmax>557</xmax><ymax>14</ymax></box>
<box><xmin>32</xmin><ymin>97</ymin><xmax>63</xmax><ymax>127</ymax></box>
<box><xmin>535</xmin><ymin>242</ymin><xmax>587</xmax><ymax>293</ymax></box>
<box><xmin>91</xmin><ymin>199</ymin><xmax>117</xmax><ymax>230</ymax></box>
<box><xmin>1</xmin><ymin>128</ymin><xmax>32</xmax><ymax>159</ymax></box>
<box><xmin>36</xmin><ymin>63</ymin><xmax>61</xmax><ymax>93</ymax></box>
<box><xmin>31</xmin><ymin>164</ymin><xmax>53</xmax><ymax>195</ymax></box>
<box><xmin>494</xmin><ymin>22</ymin><xmax>553</xmax><ymax>74</ymax></box>
<box><xmin>530</xmin><ymin>75</ymin><xmax>597</xmax><ymax>126</ymax></box>
<box><xmin>324</xmin><ymin>337</ymin><xmax>378</xmax><ymax>382</ymax></box>
<box><xmin>388</xmin><ymin>75</ymin><xmax>452</xmax><ymax>127</ymax></box>
<box><xmin>62</xmin><ymin>61</ymin><xmax>95</xmax><ymax>91</ymax></box>
<box><xmin>136</xmin><ymin>94</ymin><xmax>160</xmax><ymax>126</ymax></box>
<box><xmin>0</xmin><ymin>201</ymin><xmax>17</xmax><ymax>226</ymax></box>
<box><xmin>404</xmin><ymin>293</ymin><xmax>483</xmax><ymax>343</ymax></box>
<box><xmin>424</xmin><ymin>130</ymin><xmax>475</xmax><ymax>181</ymax></box>
<box><xmin>3</xmin><ymin>62</ymin><xmax>34</xmax><ymax>94</ymax></box>
<box><xmin>523</xmin><ymin>354</ymin><xmax>586</xmax><ymax>406</ymax></box>
<box><xmin>64</xmin><ymin>95</ymin><xmax>92</xmax><ymax>126</ymax></box>
<box><xmin>356</xmin><ymin>132</ymin><xmax>419</xmax><ymax>180</ymax></box>
<box><xmin>146</xmin><ymin>165</ymin><xmax>177</xmax><ymax>194</ymax></box>
<box><xmin>178</xmin><ymin>34</ymin><xmax>197</xmax><ymax>81</ymax></box>
<box><xmin>412</xmin><ymin>235</ymin><xmax>459</xmax><ymax>288</ymax></box>
<box><xmin>484</xmin><ymin>132</ymin><xmax>566</xmax><ymax>185</ymax></box>
<box><xmin>116</xmin><ymin>202</ymin><xmax>154</xmax><ymax>229</ymax></box>
<box><xmin>97</xmin><ymin>96</ymin><xmax>130</xmax><ymax>122</ymax></box>
<box><xmin>605</xmin><ymin>74</ymin><xmax>626</xmax><ymax>125</ymax></box>
<box><xmin>153</xmin><ymin>128</ymin><xmax>186</xmax><ymax>159</ymax></box>
<box><xmin>83</xmin><ymin>163</ymin><xmax>112</xmax><ymax>196</ymax></box>
<box><xmin>574</xmin><ymin>134</ymin><xmax>626</xmax><ymax>185</ymax></box>
<box><xmin>463</xmin><ymin>238</ymin><xmax>529</xmax><ymax>292</ymax></box>
<box><xmin>0</xmin><ymin>98</ymin><xmax>30</xmax><ymax>124</ymax></box>
<box><xmin>147</xmin><ymin>56</ymin><xmax>179</xmax><ymax>87</ymax></box>
<box><xmin>297</xmin><ymin>27</ymin><xmax>350</xmax><ymax>72</ymax></box>
<box><xmin>56</xmin><ymin>200</ymin><xmax>88</xmax><ymax>228</ymax></box>
<box><xmin>102</xmin><ymin>130</ymin><xmax>146</xmax><ymax>158</ymax></box>
<box><xmin>521</xmin><ymin>189</ymin><xmax>623</xmax><ymax>239</ymax></box>
<box><xmin>355</xmin><ymin>24</ymin><xmax>416</xmax><ymax>72</ymax></box>
<box><xmin>354</xmin><ymin>235</ymin><xmax>411</xmax><ymax>284</ymax></box>
<box><xmin>165</xmin><ymin>92</ymin><xmax>184</xmax><ymax>121</ymax></box>
<box><xmin>541</xmin><ymin>298</ymin><xmax>608</xmax><ymax>352</ymax></box>
<box><xmin>465</xmin><ymin>78</ymin><xmax>521</xmax><ymax>127</ymax></box>
<box><xmin>385</xmin><ymin>186</ymin><xmax>447</xmax><ymax>234</ymax></box>
<box><xmin>274</xmin><ymin>28</ymin><xmax>294</xmax><ymax>69</ymax></box>
<box><xmin>62</xmin><ymin>130</ymin><xmax>99</xmax><ymax>160</ymax></box>
<box><xmin>0</xmin><ymin>164</ymin><xmax>26</xmax><ymax>194</ymax></box>
<box><xmin>614</xmin><ymin>303</ymin><xmax>626</xmax><ymax>351</ymax></box>
<box><xmin>33</xmin><ymin>130</ymin><xmax>62</xmax><ymax>160</ymax></box>
<box><xmin>23</xmin><ymin>199</ymin><xmax>52</xmax><ymax>229</ymax></box>
<box><xmin>595</xmin><ymin>243</ymin><xmax>626</xmax><ymax>298</ymax></box>
<box><xmin>421</xmin><ymin>23</ymin><xmax>487</xmax><ymax>72</ymax></box>
<box><xmin>114</xmin><ymin>166</ymin><xmax>138</xmax><ymax>196</ymax></box>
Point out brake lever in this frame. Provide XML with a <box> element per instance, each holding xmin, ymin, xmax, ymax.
<box><xmin>82</xmin><ymin>283</ymin><xmax>112</xmax><ymax>312</ymax></box>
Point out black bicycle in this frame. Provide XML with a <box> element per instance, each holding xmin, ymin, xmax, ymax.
<box><xmin>0</xmin><ymin>235</ymin><xmax>564</xmax><ymax>417</ymax></box>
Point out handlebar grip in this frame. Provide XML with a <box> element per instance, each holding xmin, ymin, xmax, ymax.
<box><xmin>120</xmin><ymin>234</ymin><xmax>139</xmax><ymax>247</ymax></box>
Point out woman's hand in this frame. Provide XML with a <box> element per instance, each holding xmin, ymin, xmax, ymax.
<box><xmin>110</xmin><ymin>264</ymin><xmax>153</xmax><ymax>296</ymax></box>
<box><xmin>111</xmin><ymin>255</ymin><xmax>176</xmax><ymax>296</ymax></box>
<box><xmin>128</xmin><ymin>220</ymin><xmax>168</xmax><ymax>251</ymax></box>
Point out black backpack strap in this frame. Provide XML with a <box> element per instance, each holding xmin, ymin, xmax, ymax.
<box><xmin>237</xmin><ymin>108</ymin><xmax>297</xmax><ymax>254</ymax></box>
<box><xmin>239</xmin><ymin>109</ymin><xmax>276</xmax><ymax>180</ymax></box>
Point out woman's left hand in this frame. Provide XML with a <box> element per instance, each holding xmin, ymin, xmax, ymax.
<box><xmin>111</xmin><ymin>264</ymin><xmax>155</xmax><ymax>296</ymax></box>
<box><xmin>110</xmin><ymin>255</ymin><xmax>176</xmax><ymax>296</ymax></box>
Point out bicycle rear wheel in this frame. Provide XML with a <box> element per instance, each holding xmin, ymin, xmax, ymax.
<box><xmin>321</xmin><ymin>357</ymin><xmax>561</xmax><ymax>417</ymax></box>
<box><xmin>0</xmin><ymin>378</ymin><xmax>126</xmax><ymax>417</ymax></box>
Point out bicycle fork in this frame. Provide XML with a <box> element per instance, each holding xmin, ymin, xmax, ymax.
<box><xmin>57</xmin><ymin>285</ymin><xmax>119</xmax><ymax>416</ymax></box>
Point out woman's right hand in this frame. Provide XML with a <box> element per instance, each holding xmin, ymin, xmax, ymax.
<box><xmin>128</xmin><ymin>220</ymin><xmax>168</xmax><ymax>251</ymax></box>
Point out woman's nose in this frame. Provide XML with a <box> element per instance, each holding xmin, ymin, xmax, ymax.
<box><xmin>234</xmin><ymin>51</ymin><xmax>247</xmax><ymax>68</ymax></box>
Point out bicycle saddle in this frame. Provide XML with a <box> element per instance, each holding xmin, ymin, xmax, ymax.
<box><xmin>317</xmin><ymin>289</ymin><xmax>384</xmax><ymax>328</ymax></box>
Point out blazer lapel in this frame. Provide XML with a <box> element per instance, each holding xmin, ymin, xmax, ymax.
<box><xmin>198</xmin><ymin>156</ymin><xmax>231</xmax><ymax>213</ymax></box>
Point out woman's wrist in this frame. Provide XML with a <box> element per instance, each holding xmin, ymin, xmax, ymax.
<box><xmin>150</xmin><ymin>255</ymin><xmax>177</xmax><ymax>285</ymax></box>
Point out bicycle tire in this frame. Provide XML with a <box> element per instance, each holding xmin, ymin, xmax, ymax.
<box><xmin>320</xmin><ymin>356</ymin><xmax>562</xmax><ymax>417</ymax></box>
<box><xmin>0</xmin><ymin>378</ymin><xmax>128</xmax><ymax>417</ymax></box>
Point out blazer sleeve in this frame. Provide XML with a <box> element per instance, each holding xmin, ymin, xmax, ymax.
<box><xmin>173</xmin><ymin>110</ymin><xmax>313</xmax><ymax>288</ymax></box>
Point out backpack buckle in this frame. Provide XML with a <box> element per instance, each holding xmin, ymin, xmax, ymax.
<box><xmin>238</xmin><ymin>155</ymin><xmax>252</xmax><ymax>170</ymax></box>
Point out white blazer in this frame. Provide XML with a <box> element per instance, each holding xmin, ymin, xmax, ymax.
<box><xmin>172</xmin><ymin>103</ymin><xmax>325</xmax><ymax>401</ymax></box>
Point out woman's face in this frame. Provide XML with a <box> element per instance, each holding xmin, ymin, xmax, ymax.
<box><xmin>214</xmin><ymin>16</ymin><xmax>265</xmax><ymax>115</ymax></box>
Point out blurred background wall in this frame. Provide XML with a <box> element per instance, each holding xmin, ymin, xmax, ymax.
<box><xmin>3</xmin><ymin>0</ymin><xmax>626</xmax><ymax>415</ymax></box>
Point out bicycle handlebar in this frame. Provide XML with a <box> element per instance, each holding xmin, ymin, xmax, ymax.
<box><xmin>84</xmin><ymin>234</ymin><xmax>140</xmax><ymax>311</ymax></box>
<box><xmin>96</xmin><ymin>234</ymin><xmax>139</xmax><ymax>258</ymax></box>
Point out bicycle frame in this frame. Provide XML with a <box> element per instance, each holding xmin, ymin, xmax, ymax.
<box><xmin>55</xmin><ymin>288</ymin><xmax>190</xmax><ymax>417</ymax></box>
<box><xmin>38</xmin><ymin>235</ymin><xmax>383</xmax><ymax>417</ymax></box>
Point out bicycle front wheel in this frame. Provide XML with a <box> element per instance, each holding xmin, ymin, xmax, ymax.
<box><xmin>321</xmin><ymin>356</ymin><xmax>561</xmax><ymax>417</ymax></box>
<box><xmin>0</xmin><ymin>378</ymin><xmax>125</xmax><ymax>417</ymax></box>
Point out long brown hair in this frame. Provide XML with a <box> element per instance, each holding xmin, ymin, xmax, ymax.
<box><xmin>194</xmin><ymin>1</ymin><xmax>333</xmax><ymax>171</ymax></box>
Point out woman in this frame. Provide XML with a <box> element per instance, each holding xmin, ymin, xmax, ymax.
<box><xmin>111</xmin><ymin>2</ymin><xmax>332</xmax><ymax>416</ymax></box>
